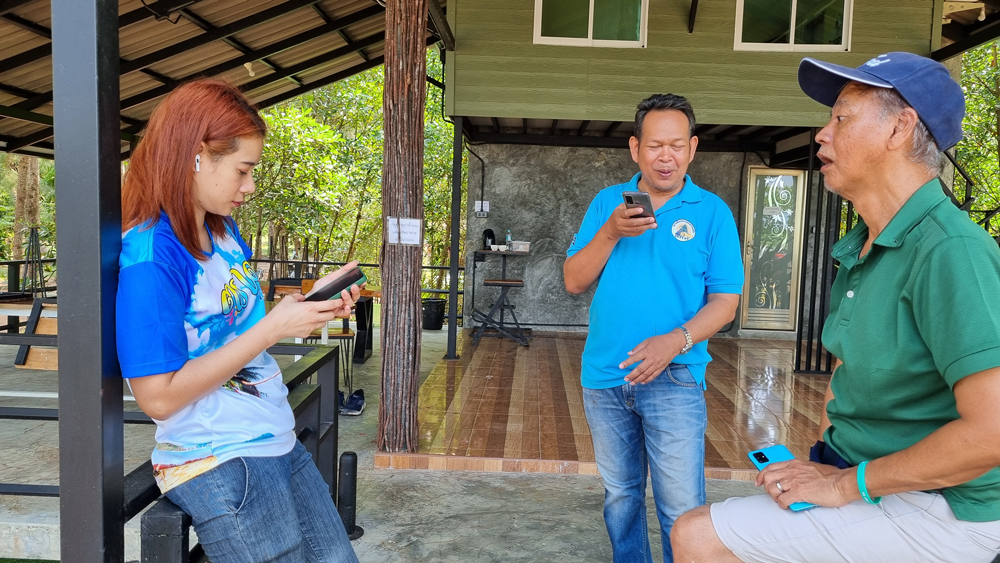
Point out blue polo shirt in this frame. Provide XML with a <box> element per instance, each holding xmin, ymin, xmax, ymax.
<box><xmin>567</xmin><ymin>173</ymin><xmax>744</xmax><ymax>389</ymax></box>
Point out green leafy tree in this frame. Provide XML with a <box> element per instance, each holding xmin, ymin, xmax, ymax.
<box><xmin>957</xmin><ymin>41</ymin><xmax>1000</xmax><ymax>236</ymax></box>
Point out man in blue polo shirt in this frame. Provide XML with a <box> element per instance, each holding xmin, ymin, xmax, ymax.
<box><xmin>565</xmin><ymin>93</ymin><xmax>743</xmax><ymax>563</ymax></box>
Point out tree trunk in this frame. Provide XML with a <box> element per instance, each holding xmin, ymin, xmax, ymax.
<box><xmin>377</xmin><ymin>0</ymin><xmax>429</xmax><ymax>453</ymax></box>
<box><xmin>12</xmin><ymin>156</ymin><xmax>41</xmax><ymax>261</ymax></box>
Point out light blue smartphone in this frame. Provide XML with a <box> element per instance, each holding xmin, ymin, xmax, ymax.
<box><xmin>747</xmin><ymin>445</ymin><xmax>817</xmax><ymax>512</ymax></box>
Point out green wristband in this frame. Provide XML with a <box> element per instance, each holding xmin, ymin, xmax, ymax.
<box><xmin>857</xmin><ymin>460</ymin><xmax>881</xmax><ymax>505</ymax></box>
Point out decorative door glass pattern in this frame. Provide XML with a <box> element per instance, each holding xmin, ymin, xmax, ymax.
<box><xmin>742</xmin><ymin>168</ymin><xmax>807</xmax><ymax>330</ymax></box>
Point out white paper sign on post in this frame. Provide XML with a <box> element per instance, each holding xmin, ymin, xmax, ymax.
<box><xmin>387</xmin><ymin>217</ymin><xmax>422</xmax><ymax>246</ymax></box>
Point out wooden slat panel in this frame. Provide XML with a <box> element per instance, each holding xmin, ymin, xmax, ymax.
<box><xmin>15</xmin><ymin>347</ymin><xmax>58</xmax><ymax>370</ymax></box>
<box><xmin>34</xmin><ymin>317</ymin><xmax>57</xmax><ymax>335</ymax></box>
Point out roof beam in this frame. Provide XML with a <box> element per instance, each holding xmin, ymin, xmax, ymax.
<box><xmin>178</xmin><ymin>8</ymin><xmax>303</xmax><ymax>87</ymax></box>
<box><xmin>257</xmin><ymin>58</ymin><xmax>387</xmax><ymax>110</ymax></box>
<box><xmin>119</xmin><ymin>0</ymin><xmax>208</xmax><ymax>27</ymax></box>
<box><xmin>491</xmin><ymin>117</ymin><xmax>501</xmax><ymax>132</ymax></box>
<box><xmin>238</xmin><ymin>32</ymin><xmax>387</xmax><ymax>95</ymax></box>
<box><xmin>4</xmin><ymin>124</ymin><xmax>138</xmax><ymax>152</ymax></box>
<box><xmin>1</xmin><ymin>13</ymin><xmax>50</xmax><ymax>38</ymax></box>
<box><xmin>0</xmin><ymin>0</ymin><xmax>208</xmax><ymax>76</ymax></box>
<box><xmin>577</xmin><ymin>120</ymin><xmax>590</xmax><ymax>135</ymax></box>
<box><xmin>0</xmin><ymin>81</ymin><xmax>39</xmax><ymax>99</ymax></box>
<box><xmin>256</xmin><ymin>36</ymin><xmax>438</xmax><ymax>110</ymax></box>
<box><xmin>942</xmin><ymin>22</ymin><xmax>969</xmax><ymax>42</ymax></box>
<box><xmin>710</xmin><ymin>125</ymin><xmax>744</xmax><ymax>140</ymax></box>
<box><xmin>5</xmin><ymin>3</ymin><xmax>383</xmax><ymax>122</ymax></box>
<box><xmin>0</xmin><ymin>0</ymin><xmax>34</xmax><ymax>17</ymax></box>
<box><xmin>0</xmin><ymin>104</ymin><xmax>52</xmax><ymax>125</ymax></box>
<box><xmin>428</xmin><ymin>0</ymin><xmax>455</xmax><ymax>50</ymax></box>
<box><xmin>5</xmin><ymin>128</ymin><xmax>56</xmax><ymax>152</ymax></box>
<box><xmin>693</xmin><ymin>124</ymin><xmax>714</xmax><ymax>136</ymax></box>
<box><xmin>604</xmin><ymin>121</ymin><xmax>622</xmax><ymax>136</ymax></box>
<box><xmin>312</xmin><ymin>4</ymin><xmax>369</xmax><ymax>61</ymax></box>
<box><xmin>0</xmin><ymin>44</ymin><xmax>49</xmax><ymax>75</ymax></box>
<box><xmin>934</xmin><ymin>16</ymin><xmax>1000</xmax><ymax>60</ymax></box>
<box><xmin>120</xmin><ymin>0</ymin><xmax>324</xmax><ymax>76</ymax></box>
<box><xmin>742</xmin><ymin>125</ymin><xmax>785</xmax><ymax>143</ymax></box>
<box><xmin>118</xmin><ymin>12</ymin><xmax>383</xmax><ymax>113</ymax></box>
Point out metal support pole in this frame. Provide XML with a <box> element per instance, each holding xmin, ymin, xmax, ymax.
<box><xmin>6</xmin><ymin>263</ymin><xmax>18</xmax><ymax>333</ymax></box>
<box><xmin>337</xmin><ymin>451</ymin><xmax>364</xmax><ymax>540</ymax></box>
<box><xmin>53</xmin><ymin>0</ymin><xmax>125</xmax><ymax>560</ymax></box>
<box><xmin>446</xmin><ymin>116</ymin><xmax>463</xmax><ymax>359</ymax></box>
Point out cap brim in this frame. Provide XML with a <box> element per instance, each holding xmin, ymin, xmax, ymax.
<box><xmin>798</xmin><ymin>58</ymin><xmax>892</xmax><ymax>107</ymax></box>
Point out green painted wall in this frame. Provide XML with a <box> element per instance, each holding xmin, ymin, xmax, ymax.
<box><xmin>446</xmin><ymin>0</ymin><xmax>936</xmax><ymax>126</ymax></box>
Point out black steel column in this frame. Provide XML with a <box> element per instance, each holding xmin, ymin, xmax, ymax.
<box><xmin>446</xmin><ymin>116</ymin><xmax>463</xmax><ymax>360</ymax></box>
<box><xmin>52</xmin><ymin>0</ymin><xmax>125</xmax><ymax>560</ymax></box>
<box><xmin>6</xmin><ymin>263</ymin><xmax>18</xmax><ymax>333</ymax></box>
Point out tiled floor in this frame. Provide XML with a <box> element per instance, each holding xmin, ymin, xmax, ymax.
<box><xmin>375</xmin><ymin>331</ymin><xmax>829</xmax><ymax>479</ymax></box>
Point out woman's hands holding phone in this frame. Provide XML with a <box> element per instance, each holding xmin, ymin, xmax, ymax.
<box><xmin>267</xmin><ymin>261</ymin><xmax>363</xmax><ymax>340</ymax></box>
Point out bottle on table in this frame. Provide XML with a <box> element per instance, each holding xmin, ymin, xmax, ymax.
<box><xmin>506</xmin><ymin>229</ymin><xmax>512</xmax><ymax>247</ymax></box>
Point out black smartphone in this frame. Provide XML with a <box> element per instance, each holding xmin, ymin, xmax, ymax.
<box><xmin>304</xmin><ymin>267</ymin><xmax>368</xmax><ymax>302</ymax></box>
<box><xmin>622</xmin><ymin>191</ymin><xmax>655</xmax><ymax>219</ymax></box>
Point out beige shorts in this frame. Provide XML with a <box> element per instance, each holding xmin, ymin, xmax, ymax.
<box><xmin>711</xmin><ymin>492</ymin><xmax>1000</xmax><ymax>563</ymax></box>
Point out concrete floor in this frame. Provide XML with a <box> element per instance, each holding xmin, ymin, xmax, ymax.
<box><xmin>0</xmin><ymin>326</ymin><xmax>761</xmax><ymax>562</ymax></box>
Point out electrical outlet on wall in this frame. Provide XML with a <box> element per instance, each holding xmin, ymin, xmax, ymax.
<box><xmin>474</xmin><ymin>200</ymin><xmax>489</xmax><ymax>218</ymax></box>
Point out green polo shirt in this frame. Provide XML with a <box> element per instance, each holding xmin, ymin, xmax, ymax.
<box><xmin>822</xmin><ymin>179</ymin><xmax>1000</xmax><ymax>522</ymax></box>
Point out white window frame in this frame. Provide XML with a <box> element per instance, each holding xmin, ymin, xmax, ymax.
<box><xmin>734</xmin><ymin>0</ymin><xmax>853</xmax><ymax>52</ymax></box>
<box><xmin>533</xmin><ymin>0</ymin><xmax>649</xmax><ymax>48</ymax></box>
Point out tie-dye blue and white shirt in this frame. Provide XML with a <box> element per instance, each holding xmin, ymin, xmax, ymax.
<box><xmin>117</xmin><ymin>212</ymin><xmax>295</xmax><ymax>492</ymax></box>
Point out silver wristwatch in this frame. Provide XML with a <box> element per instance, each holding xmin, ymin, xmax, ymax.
<box><xmin>678</xmin><ymin>326</ymin><xmax>693</xmax><ymax>354</ymax></box>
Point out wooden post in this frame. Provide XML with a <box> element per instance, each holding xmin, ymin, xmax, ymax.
<box><xmin>377</xmin><ymin>0</ymin><xmax>429</xmax><ymax>452</ymax></box>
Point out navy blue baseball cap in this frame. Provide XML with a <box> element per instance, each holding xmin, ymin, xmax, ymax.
<box><xmin>798</xmin><ymin>52</ymin><xmax>965</xmax><ymax>150</ymax></box>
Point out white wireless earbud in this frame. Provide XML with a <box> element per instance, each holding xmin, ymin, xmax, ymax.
<box><xmin>195</xmin><ymin>154</ymin><xmax>201</xmax><ymax>172</ymax></box>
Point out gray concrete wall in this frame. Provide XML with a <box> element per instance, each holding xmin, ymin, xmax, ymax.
<box><xmin>464</xmin><ymin>144</ymin><xmax>764</xmax><ymax>332</ymax></box>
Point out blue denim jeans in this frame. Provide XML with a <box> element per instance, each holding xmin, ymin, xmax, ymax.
<box><xmin>583</xmin><ymin>364</ymin><xmax>707</xmax><ymax>563</ymax></box>
<box><xmin>165</xmin><ymin>441</ymin><xmax>359</xmax><ymax>563</ymax></box>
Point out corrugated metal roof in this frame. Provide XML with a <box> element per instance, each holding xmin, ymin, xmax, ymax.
<box><xmin>0</xmin><ymin>0</ymin><xmax>447</xmax><ymax>157</ymax></box>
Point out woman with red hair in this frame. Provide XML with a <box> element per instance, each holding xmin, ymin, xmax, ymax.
<box><xmin>116</xmin><ymin>78</ymin><xmax>360</xmax><ymax>562</ymax></box>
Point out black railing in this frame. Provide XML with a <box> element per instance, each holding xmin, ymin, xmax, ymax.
<box><xmin>248</xmin><ymin>258</ymin><xmax>467</xmax><ymax>320</ymax></box>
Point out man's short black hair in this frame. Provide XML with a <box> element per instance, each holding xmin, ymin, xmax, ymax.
<box><xmin>634</xmin><ymin>94</ymin><xmax>696</xmax><ymax>140</ymax></box>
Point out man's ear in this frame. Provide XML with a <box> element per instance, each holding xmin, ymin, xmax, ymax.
<box><xmin>887</xmin><ymin>107</ymin><xmax>920</xmax><ymax>153</ymax></box>
<box><xmin>629</xmin><ymin>135</ymin><xmax>640</xmax><ymax>164</ymax></box>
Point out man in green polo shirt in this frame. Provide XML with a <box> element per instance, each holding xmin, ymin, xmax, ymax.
<box><xmin>671</xmin><ymin>52</ymin><xmax>1000</xmax><ymax>562</ymax></box>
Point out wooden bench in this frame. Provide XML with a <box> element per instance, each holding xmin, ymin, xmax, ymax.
<box><xmin>6</xmin><ymin>298</ymin><xmax>59</xmax><ymax>370</ymax></box>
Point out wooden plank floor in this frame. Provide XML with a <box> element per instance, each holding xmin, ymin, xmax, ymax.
<box><xmin>375</xmin><ymin>331</ymin><xmax>827</xmax><ymax>479</ymax></box>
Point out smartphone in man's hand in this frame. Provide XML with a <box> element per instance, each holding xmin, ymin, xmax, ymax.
<box><xmin>622</xmin><ymin>191</ymin><xmax>655</xmax><ymax>219</ymax></box>
<box><xmin>747</xmin><ymin>445</ymin><xmax>817</xmax><ymax>512</ymax></box>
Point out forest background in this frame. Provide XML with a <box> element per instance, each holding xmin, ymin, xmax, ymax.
<box><xmin>0</xmin><ymin>48</ymin><xmax>465</xmax><ymax>298</ymax></box>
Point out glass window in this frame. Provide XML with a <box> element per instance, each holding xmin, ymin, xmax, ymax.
<box><xmin>593</xmin><ymin>0</ymin><xmax>642</xmax><ymax>42</ymax></box>
<box><xmin>794</xmin><ymin>0</ymin><xmax>845</xmax><ymax>45</ymax></box>
<box><xmin>741</xmin><ymin>0</ymin><xmax>792</xmax><ymax>44</ymax></box>
<box><xmin>736</xmin><ymin>0</ymin><xmax>851</xmax><ymax>51</ymax></box>
<box><xmin>535</xmin><ymin>0</ymin><xmax>647</xmax><ymax>47</ymax></box>
<box><xmin>541</xmin><ymin>0</ymin><xmax>589</xmax><ymax>39</ymax></box>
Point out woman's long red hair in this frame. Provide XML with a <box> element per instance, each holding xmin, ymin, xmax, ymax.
<box><xmin>122</xmin><ymin>78</ymin><xmax>267</xmax><ymax>259</ymax></box>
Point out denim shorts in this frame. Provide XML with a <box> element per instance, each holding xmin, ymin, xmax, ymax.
<box><xmin>165</xmin><ymin>441</ymin><xmax>358</xmax><ymax>563</ymax></box>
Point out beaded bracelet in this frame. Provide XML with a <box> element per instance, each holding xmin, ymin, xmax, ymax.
<box><xmin>857</xmin><ymin>460</ymin><xmax>881</xmax><ymax>505</ymax></box>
